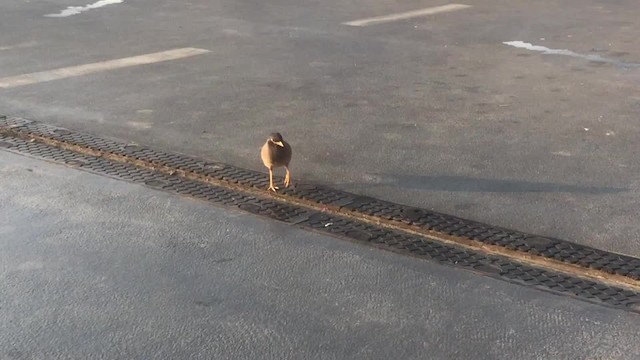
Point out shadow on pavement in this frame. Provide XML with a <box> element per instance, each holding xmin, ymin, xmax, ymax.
<box><xmin>342</xmin><ymin>174</ymin><xmax>628</xmax><ymax>194</ymax></box>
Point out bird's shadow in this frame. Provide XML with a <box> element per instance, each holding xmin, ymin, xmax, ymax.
<box><xmin>340</xmin><ymin>174</ymin><xmax>627</xmax><ymax>195</ymax></box>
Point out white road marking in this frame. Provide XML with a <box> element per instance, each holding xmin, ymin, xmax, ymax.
<box><xmin>343</xmin><ymin>4</ymin><xmax>471</xmax><ymax>27</ymax></box>
<box><xmin>0</xmin><ymin>41</ymin><xmax>38</xmax><ymax>51</ymax></box>
<box><xmin>45</xmin><ymin>0</ymin><xmax>123</xmax><ymax>18</ymax></box>
<box><xmin>503</xmin><ymin>41</ymin><xmax>640</xmax><ymax>68</ymax></box>
<box><xmin>0</xmin><ymin>48</ymin><xmax>211</xmax><ymax>89</ymax></box>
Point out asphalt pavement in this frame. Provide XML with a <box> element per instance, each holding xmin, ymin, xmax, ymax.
<box><xmin>2</xmin><ymin>0</ymin><xmax>640</xmax><ymax>358</ymax></box>
<box><xmin>2</xmin><ymin>0</ymin><xmax>640</xmax><ymax>257</ymax></box>
<box><xmin>2</xmin><ymin>150</ymin><xmax>640</xmax><ymax>359</ymax></box>
<box><xmin>1</xmin><ymin>0</ymin><xmax>640</xmax><ymax>257</ymax></box>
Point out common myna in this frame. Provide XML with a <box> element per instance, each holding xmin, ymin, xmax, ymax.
<box><xmin>261</xmin><ymin>132</ymin><xmax>292</xmax><ymax>192</ymax></box>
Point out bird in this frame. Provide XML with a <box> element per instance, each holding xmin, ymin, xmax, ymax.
<box><xmin>261</xmin><ymin>132</ymin><xmax>292</xmax><ymax>192</ymax></box>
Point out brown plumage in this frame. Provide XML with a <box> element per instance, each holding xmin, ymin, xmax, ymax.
<box><xmin>260</xmin><ymin>132</ymin><xmax>292</xmax><ymax>192</ymax></box>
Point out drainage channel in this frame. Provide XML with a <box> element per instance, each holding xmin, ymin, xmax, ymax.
<box><xmin>1</xmin><ymin>115</ymin><xmax>640</xmax><ymax>313</ymax></box>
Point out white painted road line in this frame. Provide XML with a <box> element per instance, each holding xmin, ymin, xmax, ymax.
<box><xmin>0</xmin><ymin>48</ymin><xmax>211</xmax><ymax>89</ymax></box>
<box><xmin>503</xmin><ymin>41</ymin><xmax>640</xmax><ymax>68</ymax></box>
<box><xmin>0</xmin><ymin>41</ymin><xmax>38</xmax><ymax>52</ymax></box>
<box><xmin>343</xmin><ymin>4</ymin><xmax>471</xmax><ymax>27</ymax></box>
<box><xmin>45</xmin><ymin>0</ymin><xmax>123</xmax><ymax>18</ymax></box>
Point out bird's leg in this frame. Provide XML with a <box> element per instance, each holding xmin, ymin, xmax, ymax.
<box><xmin>284</xmin><ymin>166</ymin><xmax>291</xmax><ymax>187</ymax></box>
<box><xmin>268</xmin><ymin>168</ymin><xmax>279</xmax><ymax>192</ymax></box>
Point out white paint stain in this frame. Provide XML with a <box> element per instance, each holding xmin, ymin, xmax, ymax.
<box><xmin>127</xmin><ymin>121</ymin><xmax>152</xmax><ymax>130</ymax></box>
<box><xmin>45</xmin><ymin>0</ymin><xmax>123</xmax><ymax>18</ymax></box>
<box><xmin>17</xmin><ymin>261</ymin><xmax>45</xmax><ymax>271</ymax></box>
<box><xmin>552</xmin><ymin>151</ymin><xmax>572</xmax><ymax>157</ymax></box>
<box><xmin>0</xmin><ymin>41</ymin><xmax>38</xmax><ymax>51</ymax></box>
<box><xmin>222</xmin><ymin>29</ymin><xmax>249</xmax><ymax>37</ymax></box>
<box><xmin>128</xmin><ymin>109</ymin><xmax>154</xmax><ymax>129</ymax></box>
<box><xmin>503</xmin><ymin>41</ymin><xmax>640</xmax><ymax>68</ymax></box>
<box><xmin>362</xmin><ymin>174</ymin><xmax>383</xmax><ymax>184</ymax></box>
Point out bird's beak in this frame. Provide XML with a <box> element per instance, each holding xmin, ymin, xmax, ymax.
<box><xmin>274</xmin><ymin>141</ymin><xmax>284</xmax><ymax>147</ymax></box>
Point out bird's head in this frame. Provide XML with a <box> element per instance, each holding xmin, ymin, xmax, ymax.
<box><xmin>268</xmin><ymin>132</ymin><xmax>284</xmax><ymax>147</ymax></box>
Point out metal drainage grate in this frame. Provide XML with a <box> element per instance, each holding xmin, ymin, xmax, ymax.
<box><xmin>2</xmin><ymin>116</ymin><xmax>639</xmax><ymax>282</ymax></box>
<box><xmin>1</xmin><ymin>130</ymin><xmax>640</xmax><ymax>313</ymax></box>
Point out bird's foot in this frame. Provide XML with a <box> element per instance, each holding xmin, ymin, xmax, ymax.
<box><xmin>284</xmin><ymin>172</ymin><xmax>291</xmax><ymax>187</ymax></box>
<box><xmin>268</xmin><ymin>185</ymin><xmax>279</xmax><ymax>192</ymax></box>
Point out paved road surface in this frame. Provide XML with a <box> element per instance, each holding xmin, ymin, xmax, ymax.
<box><xmin>1</xmin><ymin>0</ymin><xmax>639</xmax><ymax>257</ymax></box>
<box><xmin>2</xmin><ymin>0</ymin><xmax>640</xmax><ymax>358</ymax></box>
<box><xmin>2</xmin><ymin>151</ymin><xmax>640</xmax><ymax>359</ymax></box>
